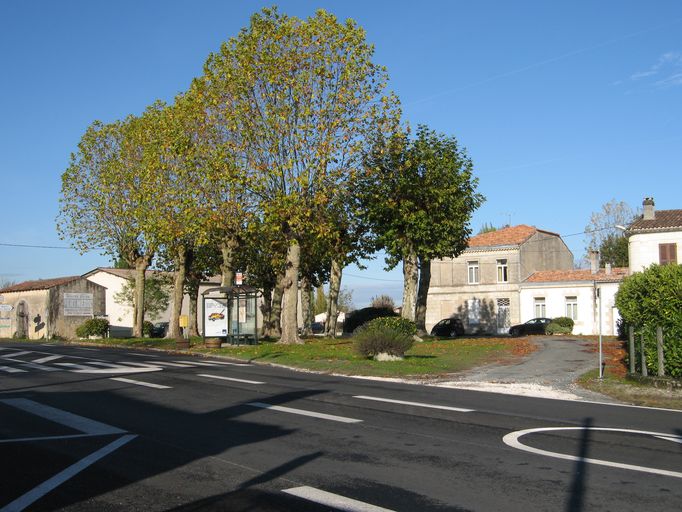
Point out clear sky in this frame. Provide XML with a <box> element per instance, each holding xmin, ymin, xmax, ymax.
<box><xmin>1</xmin><ymin>1</ymin><xmax>681</xmax><ymax>307</ymax></box>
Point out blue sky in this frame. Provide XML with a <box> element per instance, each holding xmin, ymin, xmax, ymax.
<box><xmin>1</xmin><ymin>1</ymin><xmax>681</xmax><ymax>307</ymax></box>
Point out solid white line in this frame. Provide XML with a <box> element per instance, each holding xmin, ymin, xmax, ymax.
<box><xmin>503</xmin><ymin>426</ymin><xmax>682</xmax><ymax>479</ymax></box>
<box><xmin>198</xmin><ymin>373</ymin><xmax>264</xmax><ymax>385</ymax></box>
<box><xmin>0</xmin><ymin>365</ymin><xmax>26</xmax><ymax>373</ymax></box>
<box><xmin>110</xmin><ymin>377</ymin><xmax>171</xmax><ymax>389</ymax></box>
<box><xmin>74</xmin><ymin>347</ymin><xmax>99</xmax><ymax>351</ymax></box>
<box><xmin>353</xmin><ymin>395</ymin><xmax>474</xmax><ymax>413</ymax></box>
<box><xmin>0</xmin><ymin>398</ymin><xmax>125</xmax><ymax>435</ymax></box>
<box><xmin>17</xmin><ymin>361</ymin><xmax>59</xmax><ymax>372</ymax></box>
<box><xmin>0</xmin><ymin>434</ymin><xmax>136</xmax><ymax>512</ymax></box>
<box><xmin>282</xmin><ymin>486</ymin><xmax>394</xmax><ymax>512</ymax></box>
<box><xmin>173</xmin><ymin>360</ymin><xmax>219</xmax><ymax>367</ymax></box>
<box><xmin>1</xmin><ymin>351</ymin><xmax>31</xmax><ymax>358</ymax></box>
<box><xmin>32</xmin><ymin>355</ymin><xmax>63</xmax><ymax>364</ymax></box>
<box><xmin>656</xmin><ymin>435</ymin><xmax>682</xmax><ymax>445</ymax></box>
<box><xmin>0</xmin><ymin>434</ymin><xmax>96</xmax><ymax>444</ymax></box>
<box><xmin>248</xmin><ymin>402</ymin><xmax>362</xmax><ymax>424</ymax></box>
<box><xmin>200</xmin><ymin>360</ymin><xmax>250</xmax><ymax>366</ymax></box>
<box><xmin>126</xmin><ymin>352</ymin><xmax>158</xmax><ymax>357</ymax></box>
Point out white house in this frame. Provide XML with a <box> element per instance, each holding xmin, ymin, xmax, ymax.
<box><xmin>627</xmin><ymin>197</ymin><xmax>681</xmax><ymax>271</ymax></box>
<box><xmin>519</xmin><ymin>265</ymin><xmax>628</xmax><ymax>336</ymax></box>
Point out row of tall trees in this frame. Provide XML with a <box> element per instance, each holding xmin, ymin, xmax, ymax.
<box><xmin>57</xmin><ymin>8</ymin><xmax>482</xmax><ymax>341</ymax></box>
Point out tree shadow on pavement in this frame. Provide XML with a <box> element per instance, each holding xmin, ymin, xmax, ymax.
<box><xmin>565</xmin><ymin>417</ymin><xmax>592</xmax><ymax>512</ymax></box>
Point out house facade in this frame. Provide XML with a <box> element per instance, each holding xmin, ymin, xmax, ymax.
<box><xmin>519</xmin><ymin>266</ymin><xmax>627</xmax><ymax>336</ymax></box>
<box><xmin>0</xmin><ymin>276</ymin><xmax>106</xmax><ymax>339</ymax></box>
<box><xmin>426</xmin><ymin>225</ymin><xmax>573</xmax><ymax>334</ymax></box>
<box><xmin>627</xmin><ymin>197</ymin><xmax>681</xmax><ymax>271</ymax></box>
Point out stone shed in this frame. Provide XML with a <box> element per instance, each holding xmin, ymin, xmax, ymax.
<box><xmin>0</xmin><ymin>276</ymin><xmax>106</xmax><ymax>340</ymax></box>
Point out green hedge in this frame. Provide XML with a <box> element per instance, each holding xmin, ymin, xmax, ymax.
<box><xmin>551</xmin><ymin>316</ymin><xmax>575</xmax><ymax>331</ymax></box>
<box><xmin>364</xmin><ymin>316</ymin><xmax>416</xmax><ymax>336</ymax></box>
<box><xmin>354</xmin><ymin>322</ymin><xmax>414</xmax><ymax>358</ymax></box>
<box><xmin>75</xmin><ymin>318</ymin><xmax>110</xmax><ymax>338</ymax></box>
<box><xmin>546</xmin><ymin>322</ymin><xmax>572</xmax><ymax>335</ymax></box>
<box><xmin>343</xmin><ymin>306</ymin><xmax>397</xmax><ymax>333</ymax></box>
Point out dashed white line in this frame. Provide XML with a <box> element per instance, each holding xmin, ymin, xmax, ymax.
<box><xmin>73</xmin><ymin>347</ymin><xmax>99</xmax><ymax>351</ymax></box>
<box><xmin>353</xmin><ymin>395</ymin><xmax>474</xmax><ymax>413</ymax></box>
<box><xmin>149</xmin><ymin>361</ymin><xmax>194</xmax><ymax>367</ymax></box>
<box><xmin>173</xmin><ymin>360</ymin><xmax>219</xmax><ymax>367</ymax></box>
<box><xmin>1</xmin><ymin>351</ymin><xmax>31</xmax><ymax>358</ymax></box>
<box><xmin>198</xmin><ymin>373</ymin><xmax>264</xmax><ymax>385</ymax></box>
<box><xmin>126</xmin><ymin>352</ymin><xmax>158</xmax><ymax>357</ymax></box>
<box><xmin>32</xmin><ymin>355</ymin><xmax>63</xmax><ymax>364</ymax></box>
<box><xmin>110</xmin><ymin>377</ymin><xmax>171</xmax><ymax>389</ymax></box>
<box><xmin>282</xmin><ymin>486</ymin><xmax>394</xmax><ymax>512</ymax></box>
<box><xmin>200</xmin><ymin>360</ymin><xmax>250</xmax><ymax>367</ymax></box>
<box><xmin>54</xmin><ymin>362</ymin><xmax>160</xmax><ymax>374</ymax></box>
<box><xmin>248</xmin><ymin>402</ymin><xmax>362</xmax><ymax>424</ymax></box>
<box><xmin>0</xmin><ymin>365</ymin><xmax>26</xmax><ymax>373</ymax></box>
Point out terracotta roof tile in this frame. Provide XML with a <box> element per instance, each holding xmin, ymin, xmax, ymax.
<box><xmin>0</xmin><ymin>276</ymin><xmax>81</xmax><ymax>293</ymax></box>
<box><xmin>629</xmin><ymin>209</ymin><xmax>682</xmax><ymax>232</ymax></box>
<box><xmin>525</xmin><ymin>267</ymin><xmax>629</xmax><ymax>284</ymax></box>
<box><xmin>467</xmin><ymin>225</ymin><xmax>559</xmax><ymax>248</ymax></box>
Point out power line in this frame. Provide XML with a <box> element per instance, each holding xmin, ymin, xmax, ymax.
<box><xmin>0</xmin><ymin>241</ymin><xmax>74</xmax><ymax>250</ymax></box>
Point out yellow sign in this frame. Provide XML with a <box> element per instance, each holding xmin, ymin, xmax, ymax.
<box><xmin>179</xmin><ymin>315</ymin><xmax>189</xmax><ymax>328</ymax></box>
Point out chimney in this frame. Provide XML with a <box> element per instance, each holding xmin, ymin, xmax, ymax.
<box><xmin>643</xmin><ymin>197</ymin><xmax>655</xmax><ymax>221</ymax></box>
<box><xmin>605</xmin><ymin>263</ymin><xmax>612</xmax><ymax>275</ymax></box>
<box><xmin>589</xmin><ymin>250</ymin><xmax>600</xmax><ymax>274</ymax></box>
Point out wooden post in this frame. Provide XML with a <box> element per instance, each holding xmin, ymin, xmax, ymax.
<box><xmin>640</xmin><ymin>333</ymin><xmax>647</xmax><ymax>377</ymax></box>
<box><xmin>628</xmin><ymin>326</ymin><xmax>635</xmax><ymax>374</ymax></box>
<box><xmin>656</xmin><ymin>326</ymin><xmax>665</xmax><ymax>377</ymax></box>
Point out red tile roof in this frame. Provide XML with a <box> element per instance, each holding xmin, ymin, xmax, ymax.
<box><xmin>0</xmin><ymin>276</ymin><xmax>81</xmax><ymax>293</ymax></box>
<box><xmin>629</xmin><ymin>209</ymin><xmax>682</xmax><ymax>232</ymax></box>
<box><xmin>467</xmin><ymin>225</ymin><xmax>558</xmax><ymax>248</ymax></box>
<box><xmin>525</xmin><ymin>267</ymin><xmax>629</xmax><ymax>284</ymax></box>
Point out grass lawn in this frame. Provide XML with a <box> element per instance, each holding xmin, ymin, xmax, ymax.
<box><xmin>62</xmin><ymin>335</ymin><xmax>535</xmax><ymax>379</ymax></box>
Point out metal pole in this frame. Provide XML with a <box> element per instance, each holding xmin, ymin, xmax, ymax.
<box><xmin>598</xmin><ymin>286</ymin><xmax>603</xmax><ymax>379</ymax></box>
<box><xmin>628</xmin><ymin>325</ymin><xmax>635</xmax><ymax>374</ymax></box>
<box><xmin>656</xmin><ymin>326</ymin><xmax>665</xmax><ymax>377</ymax></box>
<box><xmin>640</xmin><ymin>333</ymin><xmax>647</xmax><ymax>377</ymax></box>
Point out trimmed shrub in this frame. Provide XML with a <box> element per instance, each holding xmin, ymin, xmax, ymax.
<box><xmin>343</xmin><ymin>306</ymin><xmax>397</xmax><ymax>334</ymax></box>
<box><xmin>75</xmin><ymin>318</ymin><xmax>110</xmax><ymax>338</ymax></box>
<box><xmin>354</xmin><ymin>323</ymin><xmax>414</xmax><ymax>359</ymax></box>
<box><xmin>546</xmin><ymin>322</ymin><xmax>571</xmax><ymax>335</ymax></box>
<box><xmin>143</xmin><ymin>320</ymin><xmax>154</xmax><ymax>338</ymax></box>
<box><xmin>364</xmin><ymin>316</ymin><xmax>416</xmax><ymax>336</ymax></box>
<box><xmin>551</xmin><ymin>316</ymin><xmax>575</xmax><ymax>331</ymax></box>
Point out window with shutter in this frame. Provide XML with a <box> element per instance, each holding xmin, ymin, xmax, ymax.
<box><xmin>659</xmin><ymin>243</ymin><xmax>677</xmax><ymax>265</ymax></box>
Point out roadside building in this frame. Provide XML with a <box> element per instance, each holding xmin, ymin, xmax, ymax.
<box><xmin>426</xmin><ymin>225</ymin><xmax>573</xmax><ymax>334</ymax></box>
<box><xmin>0</xmin><ymin>276</ymin><xmax>105</xmax><ymax>339</ymax></box>
<box><xmin>627</xmin><ymin>197</ymin><xmax>681</xmax><ymax>271</ymax></box>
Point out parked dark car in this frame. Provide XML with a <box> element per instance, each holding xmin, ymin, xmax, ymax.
<box><xmin>430</xmin><ymin>318</ymin><xmax>465</xmax><ymax>338</ymax></box>
<box><xmin>151</xmin><ymin>322</ymin><xmax>169</xmax><ymax>338</ymax></box>
<box><xmin>508</xmin><ymin>318</ymin><xmax>552</xmax><ymax>337</ymax></box>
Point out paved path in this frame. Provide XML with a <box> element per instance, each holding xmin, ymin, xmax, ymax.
<box><xmin>440</xmin><ymin>336</ymin><xmax>617</xmax><ymax>402</ymax></box>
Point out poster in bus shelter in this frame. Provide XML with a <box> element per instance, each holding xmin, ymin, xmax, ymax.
<box><xmin>204</xmin><ymin>298</ymin><xmax>228</xmax><ymax>337</ymax></box>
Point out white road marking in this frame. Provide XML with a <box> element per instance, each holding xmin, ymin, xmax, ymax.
<box><xmin>18</xmin><ymin>361</ymin><xmax>60</xmax><ymax>372</ymax></box>
<box><xmin>149</xmin><ymin>361</ymin><xmax>194</xmax><ymax>367</ymax></box>
<box><xmin>1</xmin><ymin>434</ymin><xmax>136</xmax><ymax>512</ymax></box>
<box><xmin>503</xmin><ymin>426</ymin><xmax>682</xmax><ymax>479</ymax></box>
<box><xmin>126</xmin><ymin>352</ymin><xmax>158</xmax><ymax>357</ymax></box>
<box><xmin>0</xmin><ymin>398</ymin><xmax>125</xmax><ymax>435</ymax></box>
<box><xmin>248</xmin><ymin>402</ymin><xmax>362</xmax><ymax>424</ymax></box>
<box><xmin>110</xmin><ymin>377</ymin><xmax>171</xmax><ymax>389</ymax></box>
<box><xmin>656</xmin><ymin>435</ymin><xmax>682</xmax><ymax>445</ymax></box>
<box><xmin>0</xmin><ymin>433</ymin><xmax>95</xmax><ymax>444</ymax></box>
<box><xmin>54</xmin><ymin>362</ymin><xmax>161</xmax><ymax>374</ymax></box>
<box><xmin>0</xmin><ymin>365</ymin><xmax>26</xmax><ymax>373</ymax></box>
<box><xmin>282</xmin><ymin>486</ymin><xmax>394</xmax><ymax>512</ymax></box>
<box><xmin>32</xmin><ymin>355</ymin><xmax>63</xmax><ymax>364</ymax></box>
<box><xmin>198</xmin><ymin>373</ymin><xmax>264</xmax><ymax>385</ymax></box>
<box><xmin>86</xmin><ymin>361</ymin><xmax>158</xmax><ymax>370</ymax></box>
<box><xmin>353</xmin><ymin>395</ymin><xmax>474</xmax><ymax>413</ymax></box>
<box><xmin>199</xmin><ymin>360</ymin><xmax>250</xmax><ymax>367</ymax></box>
<box><xmin>173</xmin><ymin>360</ymin><xmax>219</xmax><ymax>367</ymax></box>
<box><xmin>1</xmin><ymin>351</ymin><xmax>31</xmax><ymax>358</ymax></box>
<box><xmin>74</xmin><ymin>347</ymin><xmax>99</xmax><ymax>351</ymax></box>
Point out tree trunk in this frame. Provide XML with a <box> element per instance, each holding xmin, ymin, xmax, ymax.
<box><xmin>259</xmin><ymin>285</ymin><xmax>272</xmax><ymax>338</ymax></box>
<box><xmin>300</xmin><ymin>276</ymin><xmax>312</xmax><ymax>337</ymax></box>
<box><xmin>133</xmin><ymin>255</ymin><xmax>151</xmax><ymax>337</ymax></box>
<box><xmin>220</xmin><ymin>236</ymin><xmax>240</xmax><ymax>287</ymax></box>
<box><xmin>188</xmin><ymin>287</ymin><xmax>199</xmax><ymax>337</ymax></box>
<box><xmin>401</xmin><ymin>246</ymin><xmax>418</xmax><ymax>322</ymax></box>
<box><xmin>267</xmin><ymin>274</ymin><xmax>284</xmax><ymax>338</ymax></box>
<box><xmin>279</xmin><ymin>240</ymin><xmax>302</xmax><ymax>344</ymax></box>
<box><xmin>169</xmin><ymin>245</ymin><xmax>188</xmax><ymax>339</ymax></box>
<box><xmin>325</xmin><ymin>259</ymin><xmax>342</xmax><ymax>337</ymax></box>
<box><xmin>415</xmin><ymin>256</ymin><xmax>431</xmax><ymax>336</ymax></box>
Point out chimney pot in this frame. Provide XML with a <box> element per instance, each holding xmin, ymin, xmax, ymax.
<box><xmin>643</xmin><ymin>197</ymin><xmax>655</xmax><ymax>220</ymax></box>
<box><xmin>589</xmin><ymin>250</ymin><xmax>600</xmax><ymax>274</ymax></box>
<box><xmin>606</xmin><ymin>263</ymin><xmax>612</xmax><ymax>275</ymax></box>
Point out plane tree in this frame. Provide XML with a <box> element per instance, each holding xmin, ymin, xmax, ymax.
<box><xmin>202</xmin><ymin>7</ymin><xmax>398</xmax><ymax>343</ymax></box>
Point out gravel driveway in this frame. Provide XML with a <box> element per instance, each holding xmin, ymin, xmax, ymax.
<box><xmin>435</xmin><ymin>336</ymin><xmax>618</xmax><ymax>402</ymax></box>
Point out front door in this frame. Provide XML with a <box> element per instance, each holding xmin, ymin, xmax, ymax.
<box><xmin>496</xmin><ymin>298</ymin><xmax>510</xmax><ymax>335</ymax></box>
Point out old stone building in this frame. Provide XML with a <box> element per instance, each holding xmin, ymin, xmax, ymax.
<box><xmin>426</xmin><ymin>225</ymin><xmax>573</xmax><ymax>334</ymax></box>
<box><xmin>0</xmin><ymin>276</ymin><xmax>105</xmax><ymax>339</ymax></box>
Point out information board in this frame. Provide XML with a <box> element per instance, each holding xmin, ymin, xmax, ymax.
<box><xmin>63</xmin><ymin>293</ymin><xmax>93</xmax><ymax>316</ymax></box>
<box><xmin>204</xmin><ymin>298</ymin><xmax>228</xmax><ymax>337</ymax></box>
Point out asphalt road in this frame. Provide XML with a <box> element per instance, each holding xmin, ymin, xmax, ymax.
<box><xmin>1</xmin><ymin>341</ymin><xmax>681</xmax><ymax>512</ymax></box>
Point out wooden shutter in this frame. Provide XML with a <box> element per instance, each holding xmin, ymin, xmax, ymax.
<box><xmin>659</xmin><ymin>243</ymin><xmax>677</xmax><ymax>265</ymax></box>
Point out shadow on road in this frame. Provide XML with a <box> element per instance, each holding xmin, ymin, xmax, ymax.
<box><xmin>565</xmin><ymin>417</ymin><xmax>592</xmax><ymax>512</ymax></box>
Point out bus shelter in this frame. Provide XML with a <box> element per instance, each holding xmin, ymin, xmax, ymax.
<box><xmin>202</xmin><ymin>286</ymin><xmax>260</xmax><ymax>345</ymax></box>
